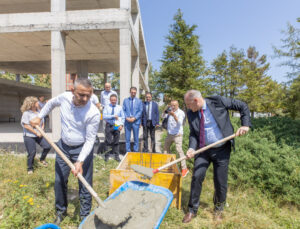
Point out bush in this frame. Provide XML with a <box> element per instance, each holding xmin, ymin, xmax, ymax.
<box><xmin>161</xmin><ymin>116</ymin><xmax>300</xmax><ymax>205</ymax></box>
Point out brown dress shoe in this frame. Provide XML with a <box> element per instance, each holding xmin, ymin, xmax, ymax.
<box><xmin>182</xmin><ymin>212</ymin><xmax>196</xmax><ymax>223</ymax></box>
<box><xmin>213</xmin><ymin>211</ymin><xmax>223</xmax><ymax>222</ymax></box>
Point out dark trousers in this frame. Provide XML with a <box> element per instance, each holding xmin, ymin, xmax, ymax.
<box><xmin>23</xmin><ymin>135</ymin><xmax>51</xmax><ymax>171</ymax></box>
<box><xmin>142</xmin><ymin>120</ymin><xmax>156</xmax><ymax>152</ymax></box>
<box><xmin>55</xmin><ymin>139</ymin><xmax>93</xmax><ymax>217</ymax></box>
<box><xmin>104</xmin><ymin>123</ymin><xmax>120</xmax><ymax>156</ymax></box>
<box><xmin>188</xmin><ymin>142</ymin><xmax>231</xmax><ymax>214</ymax></box>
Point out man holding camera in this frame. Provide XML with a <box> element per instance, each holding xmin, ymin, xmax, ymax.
<box><xmin>163</xmin><ymin>100</ymin><xmax>189</xmax><ymax>177</ymax></box>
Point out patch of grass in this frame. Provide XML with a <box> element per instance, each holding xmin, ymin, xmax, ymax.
<box><xmin>0</xmin><ymin>153</ymin><xmax>119</xmax><ymax>228</ymax></box>
<box><xmin>0</xmin><ymin>135</ymin><xmax>299</xmax><ymax>229</ymax></box>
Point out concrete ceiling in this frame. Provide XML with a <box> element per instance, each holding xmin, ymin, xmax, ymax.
<box><xmin>0</xmin><ymin>0</ymin><xmax>138</xmax><ymax>14</ymax></box>
<box><xmin>0</xmin><ymin>29</ymin><xmax>142</xmax><ymax>74</ymax></box>
<box><xmin>0</xmin><ymin>78</ymin><xmax>51</xmax><ymax>97</ymax></box>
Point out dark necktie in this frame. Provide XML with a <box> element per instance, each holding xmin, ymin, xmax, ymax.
<box><xmin>147</xmin><ymin>102</ymin><xmax>150</xmax><ymax>120</ymax></box>
<box><xmin>199</xmin><ymin>109</ymin><xmax>205</xmax><ymax>148</ymax></box>
<box><xmin>130</xmin><ymin>98</ymin><xmax>134</xmax><ymax>116</ymax></box>
<box><xmin>111</xmin><ymin>105</ymin><xmax>115</xmax><ymax>124</ymax></box>
<box><xmin>111</xmin><ymin>105</ymin><xmax>115</xmax><ymax>115</ymax></box>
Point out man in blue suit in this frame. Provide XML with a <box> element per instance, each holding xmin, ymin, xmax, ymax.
<box><xmin>141</xmin><ymin>92</ymin><xmax>160</xmax><ymax>152</ymax></box>
<box><xmin>122</xmin><ymin>87</ymin><xmax>143</xmax><ymax>152</ymax></box>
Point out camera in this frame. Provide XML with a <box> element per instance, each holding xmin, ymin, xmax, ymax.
<box><xmin>164</xmin><ymin>107</ymin><xmax>172</xmax><ymax>113</ymax></box>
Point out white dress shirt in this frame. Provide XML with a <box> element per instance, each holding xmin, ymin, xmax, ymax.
<box><xmin>38</xmin><ymin>92</ymin><xmax>100</xmax><ymax>162</ymax></box>
<box><xmin>90</xmin><ymin>94</ymin><xmax>100</xmax><ymax>105</ymax></box>
<box><xmin>167</xmin><ymin>108</ymin><xmax>185</xmax><ymax>135</ymax></box>
<box><xmin>100</xmin><ymin>90</ymin><xmax>118</xmax><ymax>107</ymax></box>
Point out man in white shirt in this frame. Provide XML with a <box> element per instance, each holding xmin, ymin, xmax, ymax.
<box><xmin>100</xmin><ymin>83</ymin><xmax>118</xmax><ymax>107</ymax></box>
<box><xmin>30</xmin><ymin>78</ymin><xmax>100</xmax><ymax>225</ymax></box>
<box><xmin>163</xmin><ymin>100</ymin><xmax>189</xmax><ymax>177</ymax></box>
<box><xmin>102</xmin><ymin>94</ymin><xmax>125</xmax><ymax>162</ymax></box>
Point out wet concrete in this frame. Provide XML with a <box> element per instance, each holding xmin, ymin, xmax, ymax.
<box><xmin>82</xmin><ymin>189</ymin><xmax>167</xmax><ymax>229</ymax></box>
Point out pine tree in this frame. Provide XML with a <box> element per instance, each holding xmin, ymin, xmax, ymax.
<box><xmin>158</xmin><ymin>9</ymin><xmax>207</xmax><ymax>106</ymax></box>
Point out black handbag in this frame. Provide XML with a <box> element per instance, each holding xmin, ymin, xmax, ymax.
<box><xmin>162</xmin><ymin>115</ymin><xmax>169</xmax><ymax>130</ymax></box>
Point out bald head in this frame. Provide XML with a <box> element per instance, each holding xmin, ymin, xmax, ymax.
<box><xmin>184</xmin><ymin>90</ymin><xmax>204</xmax><ymax>112</ymax></box>
<box><xmin>104</xmin><ymin>83</ymin><xmax>111</xmax><ymax>92</ymax></box>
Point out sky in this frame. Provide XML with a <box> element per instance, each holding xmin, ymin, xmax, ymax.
<box><xmin>139</xmin><ymin>0</ymin><xmax>300</xmax><ymax>83</ymax></box>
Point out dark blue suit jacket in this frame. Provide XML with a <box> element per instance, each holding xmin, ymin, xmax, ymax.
<box><xmin>122</xmin><ymin>97</ymin><xmax>143</xmax><ymax>125</ymax></box>
<box><xmin>141</xmin><ymin>101</ymin><xmax>160</xmax><ymax>127</ymax></box>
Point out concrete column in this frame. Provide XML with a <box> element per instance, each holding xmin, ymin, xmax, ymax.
<box><xmin>76</xmin><ymin>60</ymin><xmax>88</xmax><ymax>78</ymax></box>
<box><xmin>104</xmin><ymin>72</ymin><xmax>108</xmax><ymax>83</ymax></box>
<box><xmin>51</xmin><ymin>0</ymin><xmax>66</xmax><ymax>141</ymax></box>
<box><xmin>131</xmin><ymin>12</ymin><xmax>140</xmax><ymax>97</ymax></box>
<box><xmin>145</xmin><ymin>64</ymin><xmax>149</xmax><ymax>86</ymax></box>
<box><xmin>16</xmin><ymin>74</ymin><xmax>20</xmax><ymax>82</ymax></box>
<box><xmin>51</xmin><ymin>0</ymin><xmax>66</xmax><ymax>12</ymax></box>
<box><xmin>132</xmin><ymin>56</ymin><xmax>139</xmax><ymax>97</ymax></box>
<box><xmin>119</xmin><ymin>0</ymin><xmax>132</xmax><ymax>104</ymax></box>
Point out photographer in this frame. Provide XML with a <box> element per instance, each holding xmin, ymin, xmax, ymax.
<box><xmin>163</xmin><ymin>100</ymin><xmax>189</xmax><ymax>178</ymax></box>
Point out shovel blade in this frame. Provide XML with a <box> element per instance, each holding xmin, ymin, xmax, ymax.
<box><xmin>130</xmin><ymin>164</ymin><xmax>154</xmax><ymax>179</ymax></box>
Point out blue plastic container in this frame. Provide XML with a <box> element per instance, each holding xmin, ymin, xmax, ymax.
<box><xmin>79</xmin><ymin>180</ymin><xmax>173</xmax><ymax>229</ymax></box>
<box><xmin>35</xmin><ymin>223</ymin><xmax>61</xmax><ymax>229</ymax></box>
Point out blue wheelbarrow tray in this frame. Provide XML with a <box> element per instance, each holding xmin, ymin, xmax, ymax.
<box><xmin>79</xmin><ymin>180</ymin><xmax>173</xmax><ymax>229</ymax></box>
<box><xmin>36</xmin><ymin>181</ymin><xmax>173</xmax><ymax>229</ymax></box>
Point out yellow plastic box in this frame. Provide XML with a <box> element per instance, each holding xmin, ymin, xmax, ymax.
<box><xmin>109</xmin><ymin>152</ymin><xmax>182</xmax><ymax>209</ymax></box>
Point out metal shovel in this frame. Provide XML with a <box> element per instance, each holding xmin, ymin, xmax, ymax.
<box><xmin>131</xmin><ymin>134</ymin><xmax>236</xmax><ymax>179</ymax></box>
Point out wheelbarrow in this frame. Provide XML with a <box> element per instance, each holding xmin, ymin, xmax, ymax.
<box><xmin>36</xmin><ymin>181</ymin><xmax>173</xmax><ymax>229</ymax></box>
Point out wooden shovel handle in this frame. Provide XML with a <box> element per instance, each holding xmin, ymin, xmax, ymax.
<box><xmin>154</xmin><ymin>134</ymin><xmax>236</xmax><ymax>173</ymax></box>
<box><xmin>35</xmin><ymin>125</ymin><xmax>105</xmax><ymax>208</ymax></box>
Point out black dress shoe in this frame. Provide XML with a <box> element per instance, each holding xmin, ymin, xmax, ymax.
<box><xmin>54</xmin><ymin>213</ymin><xmax>67</xmax><ymax>225</ymax></box>
<box><xmin>104</xmin><ymin>154</ymin><xmax>109</xmax><ymax>162</ymax></box>
<box><xmin>114</xmin><ymin>155</ymin><xmax>121</xmax><ymax>162</ymax></box>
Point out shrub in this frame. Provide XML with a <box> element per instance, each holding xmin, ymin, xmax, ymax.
<box><xmin>161</xmin><ymin>117</ymin><xmax>300</xmax><ymax>205</ymax></box>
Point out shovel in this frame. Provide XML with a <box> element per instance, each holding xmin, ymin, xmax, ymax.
<box><xmin>131</xmin><ymin>134</ymin><xmax>236</xmax><ymax>179</ymax></box>
<box><xmin>35</xmin><ymin>126</ymin><xmax>131</xmax><ymax>226</ymax></box>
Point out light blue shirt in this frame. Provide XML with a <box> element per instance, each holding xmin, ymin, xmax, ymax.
<box><xmin>103</xmin><ymin>104</ymin><xmax>125</xmax><ymax>126</ymax></box>
<box><xmin>100</xmin><ymin>90</ymin><xmax>118</xmax><ymax>107</ymax></box>
<box><xmin>200</xmin><ymin>101</ymin><xmax>223</xmax><ymax>145</ymax></box>
<box><xmin>38</xmin><ymin>92</ymin><xmax>100</xmax><ymax>162</ymax></box>
<box><xmin>145</xmin><ymin>101</ymin><xmax>152</xmax><ymax>120</ymax></box>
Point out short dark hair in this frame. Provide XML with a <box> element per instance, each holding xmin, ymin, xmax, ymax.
<box><xmin>74</xmin><ymin>78</ymin><xmax>92</xmax><ymax>89</ymax></box>
<box><xmin>110</xmin><ymin>94</ymin><xmax>117</xmax><ymax>99</ymax></box>
<box><xmin>130</xmin><ymin>86</ymin><xmax>137</xmax><ymax>92</ymax></box>
<box><xmin>145</xmin><ymin>92</ymin><xmax>152</xmax><ymax>96</ymax></box>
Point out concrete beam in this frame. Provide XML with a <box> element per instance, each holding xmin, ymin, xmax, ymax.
<box><xmin>0</xmin><ymin>9</ymin><xmax>129</xmax><ymax>33</ymax></box>
<box><xmin>76</xmin><ymin>60</ymin><xmax>88</xmax><ymax>78</ymax></box>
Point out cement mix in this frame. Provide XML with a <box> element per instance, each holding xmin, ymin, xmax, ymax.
<box><xmin>82</xmin><ymin>189</ymin><xmax>168</xmax><ymax>229</ymax></box>
<box><xmin>130</xmin><ymin>164</ymin><xmax>154</xmax><ymax>179</ymax></box>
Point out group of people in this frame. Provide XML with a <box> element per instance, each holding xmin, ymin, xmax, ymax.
<box><xmin>19</xmin><ymin>78</ymin><xmax>250</xmax><ymax>225</ymax></box>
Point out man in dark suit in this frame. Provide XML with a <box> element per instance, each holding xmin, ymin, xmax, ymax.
<box><xmin>122</xmin><ymin>87</ymin><xmax>143</xmax><ymax>152</ymax></box>
<box><xmin>141</xmin><ymin>92</ymin><xmax>160</xmax><ymax>153</ymax></box>
<box><xmin>182</xmin><ymin>89</ymin><xmax>251</xmax><ymax>223</ymax></box>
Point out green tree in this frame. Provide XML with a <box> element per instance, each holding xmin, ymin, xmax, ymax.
<box><xmin>273</xmin><ymin>23</ymin><xmax>300</xmax><ymax>78</ymax></box>
<box><xmin>147</xmin><ymin>64</ymin><xmax>160</xmax><ymax>101</ymax></box>
<box><xmin>210</xmin><ymin>51</ymin><xmax>229</xmax><ymax>96</ymax></box>
<box><xmin>273</xmin><ymin>20</ymin><xmax>300</xmax><ymax>119</ymax></box>
<box><xmin>33</xmin><ymin>74</ymin><xmax>51</xmax><ymax>88</ymax></box>
<box><xmin>158</xmin><ymin>9</ymin><xmax>207</xmax><ymax>106</ymax></box>
<box><xmin>239</xmin><ymin>47</ymin><xmax>274</xmax><ymax>117</ymax></box>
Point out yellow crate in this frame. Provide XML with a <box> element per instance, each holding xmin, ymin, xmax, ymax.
<box><xmin>109</xmin><ymin>152</ymin><xmax>182</xmax><ymax>209</ymax></box>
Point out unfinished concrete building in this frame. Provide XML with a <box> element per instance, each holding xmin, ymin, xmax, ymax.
<box><xmin>0</xmin><ymin>0</ymin><xmax>149</xmax><ymax>140</ymax></box>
